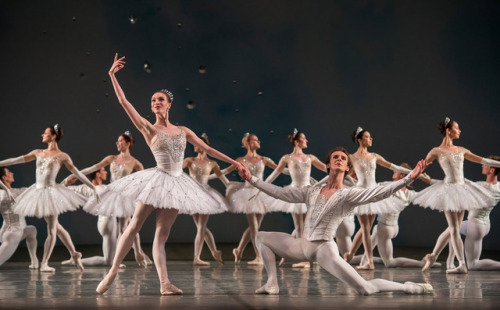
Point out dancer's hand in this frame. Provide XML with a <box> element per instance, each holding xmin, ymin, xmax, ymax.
<box><xmin>65</xmin><ymin>175</ymin><xmax>78</xmax><ymax>186</ymax></box>
<box><xmin>236</xmin><ymin>163</ymin><xmax>251</xmax><ymax>181</ymax></box>
<box><xmin>109</xmin><ymin>53</ymin><xmax>126</xmax><ymax>75</ymax></box>
<box><xmin>410</xmin><ymin>160</ymin><xmax>431</xmax><ymax>180</ymax></box>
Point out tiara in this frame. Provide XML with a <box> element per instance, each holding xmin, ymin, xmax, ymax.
<box><xmin>444</xmin><ymin>117</ymin><xmax>450</xmax><ymax>127</ymax></box>
<box><xmin>54</xmin><ymin>123</ymin><xmax>60</xmax><ymax>135</ymax></box>
<box><xmin>201</xmin><ymin>132</ymin><xmax>208</xmax><ymax>139</ymax></box>
<box><xmin>292</xmin><ymin>128</ymin><xmax>298</xmax><ymax>139</ymax></box>
<box><xmin>355</xmin><ymin>126</ymin><xmax>363</xmax><ymax>137</ymax></box>
<box><xmin>242</xmin><ymin>132</ymin><xmax>250</xmax><ymax>148</ymax></box>
<box><xmin>159</xmin><ymin>89</ymin><xmax>174</xmax><ymax>102</ymax></box>
<box><xmin>123</xmin><ymin>130</ymin><xmax>131</xmax><ymax>137</ymax></box>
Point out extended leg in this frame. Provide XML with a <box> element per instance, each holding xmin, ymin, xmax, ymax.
<box><xmin>247</xmin><ymin>213</ymin><xmax>264</xmax><ymax>265</ymax></box>
<box><xmin>56</xmin><ymin>222</ymin><xmax>84</xmax><ymax>270</ymax></box>
<box><xmin>23</xmin><ymin>225</ymin><xmax>39</xmax><ymax>269</ymax></box>
<box><xmin>0</xmin><ymin>230</ymin><xmax>24</xmax><ymax>266</ymax></box>
<box><xmin>444</xmin><ymin>211</ymin><xmax>467</xmax><ymax>274</ymax></box>
<box><xmin>193</xmin><ymin>214</ymin><xmax>209</xmax><ymax>266</ymax></box>
<box><xmin>465</xmin><ymin>222</ymin><xmax>500</xmax><ymax>270</ymax></box>
<box><xmin>41</xmin><ymin>215</ymin><xmax>58</xmax><ymax>272</ymax></box>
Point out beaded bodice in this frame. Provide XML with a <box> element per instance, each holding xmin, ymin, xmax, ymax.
<box><xmin>242</xmin><ymin>158</ymin><xmax>266</xmax><ymax>188</ymax></box>
<box><xmin>0</xmin><ymin>188</ymin><xmax>27</xmax><ymax>231</ymax></box>
<box><xmin>438</xmin><ymin>148</ymin><xmax>465</xmax><ymax>184</ymax></box>
<box><xmin>110</xmin><ymin>160</ymin><xmax>135</xmax><ymax>182</ymax></box>
<box><xmin>468</xmin><ymin>182</ymin><xmax>500</xmax><ymax>225</ymax></box>
<box><xmin>35</xmin><ymin>152</ymin><xmax>63</xmax><ymax>189</ymax></box>
<box><xmin>189</xmin><ymin>161</ymin><xmax>211</xmax><ymax>185</ymax></box>
<box><xmin>288</xmin><ymin>155</ymin><xmax>311</xmax><ymax>187</ymax></box>
<box><xmin>150</xmin><ymin>129</ymin><xmax>186</xmax><ymax>176</ymax></box>
<box><xmin>352</xmin><ymin>154</ymin><xmax>377</xmax><ymax>188</ymax></box>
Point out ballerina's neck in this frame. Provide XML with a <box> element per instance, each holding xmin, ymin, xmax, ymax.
<box><xmin>440</xmin><ymin>135</ymin><xmax>455</xmax><ymax>147</ymax></box>
<box><xmin>46</xmin><ymin>142</ymin><xmax>60</xmax><ymax>152</ymax></box>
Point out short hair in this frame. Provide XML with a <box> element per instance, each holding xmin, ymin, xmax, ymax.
<box><xmin>0</xmin><ymin>166</ymin><xmax>7</xmax><ymax>182</ymax></box>
<box><xmin>325</xmin><ymin>147</ymin><xmax>351</xmax><ymax>175</ymax></box>
<box><xmin>488</xmin><ymin>155</ymin><xmax>500</xmax><ymax>176</ymax></box>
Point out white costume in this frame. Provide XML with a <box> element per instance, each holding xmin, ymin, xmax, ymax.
<box><xmin>12</xmin><ymin>152</ymin><xmax>86</xmax><ymax>218</ymax></box>
<box><xmin>333</xmin><ymin>175</ymin><xmax>357</xmax><ymax>255</ymax></box>
<box><xmin>91</xmin><ymin>129</ymin><xmax>226</xmax><ymax>214</ymax></box>
<box><xmin>249</xmin><ymin>173</ymin><xmax>432</xmax><ymax>295</ymax></box>
<box><xmin>188</xmin><ymin>161</ymin><xmax>229</xmax><ymax>210</ymax></box>
<box><xmin>412</xmin><ymin>149</ymin><xmax>494</xmax><ymax>211</ymax></box>
<box><xmin>228</xmin><ymin>158</ymin><xmax>275</xmax><ymax>214</ymax></box>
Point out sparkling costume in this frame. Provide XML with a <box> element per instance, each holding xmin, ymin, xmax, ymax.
<box><xmin>12</xmin><ymin>152</ymin><xmax>86</xmax><ymax>218</ymax></box>
<box><xmin>376</xmin><ymin>182</ymin><xmax>417</xmax><ymax>227</ymax></box>
<box><xmin>188</xmin><ymin>161</ymin><xmax>229</xmax><ymax>211</ymax></box>
<box><xmin>0</xmin><ymin>188</ymin><xmax>27</xmax><ymax>242</ymax></box>
<box><xmin>89</xmin><ymin>129</ymin><xmax>226</xmax><ymax>214</ymax></box>
<box><xmin>228</xmin><ymin>158</ymin><xmax>275</xmax><ymax>214</ymax></box>
<box><xmin>412</xmin><ymin>148</ymin><xmax>494</xmax><ymax>211</ymax></box>
<box><xmin>466</xmin><ymin>182</ymin><xmax>500</xmax><ymax>225</ymax></box>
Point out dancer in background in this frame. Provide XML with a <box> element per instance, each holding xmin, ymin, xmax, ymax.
<box><xmin>183</xmin><ymin>133</ymin><xmax>229</xmax><ymax>266</ymax></box>
<box><xmin>96</xmin><ymin>54</ymin><xmax>249</xmax><ymax>295</ymax></box>
<box><xmin>67</xmin><ymin>132</ymin><xmax>151</xmax><ymax>266</ymax></box>
<box><xmin>0</xmin><ymin>124</ymin><xmax>99</xmax><ymax>272</ymax></box>
<box><xmin>414</xmin><ymin>118</ymin><xmax>500</xmax><ymax>274</ymax></box>
<box><xmin>0</xmin><ymin>168</ymin><xmax>38</xmax><ymax>268</ymax></box>
<box><xmin>241</xmin><ymin>147</ymin><xmax>432</xmax><ymax>295</ymax></box>
<box><xmin>334</xmin><ymin>169</ymin><xmax>357</xmax><ymax>257</ymax></box>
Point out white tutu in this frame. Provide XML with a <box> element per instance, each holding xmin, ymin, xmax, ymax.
<box><xmin>83</xmin><ymin>188</ymin><xmax>136</xmax><ymax>218</ymax></box>
<box><xmin>201</xmin><ymin>183</ymin><xmax>230</xmax><ymax>212</ymax></box>
<box><xmin>412</xmin><ymin>180</ymin><xmax>495</xmax><ymax>212</ymax></box>
<box><xmin>12</xmin><ymin>184</ymin><xmax>86</xmax><ymax>218</ymax></box>
<box><xmin>355</xmin><ymin>197</ymin><xmax>400</xmax><ymax>215</ymax></box>
<box><xmin>87</xmin><ymin>167</ymin><xmax>227</xmax><ymax>215</ymax></box>
<box><xmin>228</xmin><ymin>182</ymin><xmax>275</xmax><ymax>214</ymax></box>
<box><xmin>268</xmin><ymin>185</ymin><xmax>307</xmax><ymax>214</ymax></box>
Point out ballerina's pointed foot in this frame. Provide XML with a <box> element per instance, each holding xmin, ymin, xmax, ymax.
<box><xmin>344</xmin><ymin>252</ymin><xmax>354</xmax><ymax>263</ymax></box>
<box><xmin>255</xmin><ymin>284</ymin><xmax>279</xmax><ymax>295</ymax></box>
<box><xmin>61</xmin><ymin>258</ymin><xmax>74</xmax><ymax>265</ymax></box>
<box><xmin>446</xmin><ymin>264</ymin><xmax>467</xmax><ymax>274</ymax></box>
<box><xmin>212</xmin><ymin>250</ymin><xmax>224</xmax><ymax>265</ymax></box>
<box><xmin>355</xmin><ymin>263</ymin><xmax>375</xmax><ymax>270</ymax></box>
<box><xmin>40</xmin><ymin>264</ymin><xmax>55</xmax><ymax>272</ymax></box>
<box><xmin>29</xmin><ymin>261</ymin><xmax>39</xmax><ymax>269</ymax></box>
<box><xmin>143</xmin><ymin>253</ymin><xmax>153</xmax><ymax>266</ymax></box>
<box><xmin>135</xmin><ymin>252</ymin><xmax>147</xmax><ymax>268</ymax></box>
<box><xmin>404</xmin><ymin>281</ymin><xmax>434</xmax><ymax>294</ymax></box>
<box><xmin>233</xmin><ymin>248</ymin><xmax>242</xmax><ymax>264</ymax></box>
<box><xmin>96</xmin><ymin>273</ymin><xmax>117</xmax><ymax>295</ymax></box>
<box><xmin>422</xmin><ymin>254</ymin><xmax>436</xmax><ymax>272</ymax></box>
<box><xmin>72</xmin><ymin>251</ymin><xmax>84</xmax><ymax>271</ymax></box>
<box><xmin>248</xmin><ymin>257</ymin><xmax>263</xmax><ymax>266</ymax></box>
<box><xmin>193</xmin><ymin>259</ymin><xmax>210</xmax><ymax>266</ymax></box>
<box><xmin>278</xmin><ymin>257</ymin><xmax>286</xmax><ymax>267</ymax></box>
<box><xmin>292</xmin><ymin>261</ymin><xmax>310</xmax><ymax>268</ymax></box>
<box><xmin>160</xmin><ymin>282</ymin><xmax>183</xmax><ymax>295</ymax></box>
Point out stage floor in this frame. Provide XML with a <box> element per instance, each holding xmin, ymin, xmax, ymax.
<box><xmin>1</xmin><ymin>245</ymin><xmax>499</xmax><ymax>309</ymax></box>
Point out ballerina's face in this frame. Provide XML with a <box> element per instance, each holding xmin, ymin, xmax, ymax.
<box><xmin>41</xmin><ymin>127</ymin><xmax>56</xmax><ymax>143</ymax></box>
<box><xmin>116</xmin><ymin>136</ymin><xmax>130</xmax><ymax>152</ymax></box>
<box><xmin>151</xmin><ymin>92</ymin><xmax>171</xmax><ymax>114</ymax></box>
<box><xmin>247</xmin><ymin>135</ymin><xmax>261</xmax><ymax>150</ymax></box>
<box><xmin>358</xmin><ymin>131</ymin><xmax>373</xmax><ymax>147</ymax></box>
<box><xmin>447</xmin><ymin>121</ymin><xmax>461</xmax><ymax>139</ymax></box>
<box><xmin>295</xmin><ymin>133</ymin><xmax>308</xmax><ymax>149</ymax></box>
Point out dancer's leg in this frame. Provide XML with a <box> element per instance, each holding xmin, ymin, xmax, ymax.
<box><xmin>376</xmin><ymin>224</ymin><xmax>424</xmax><ymax>267</ymax></box>
<box><xmin>444</xmin><ymin>211</ymin><xmax>467</xmax><ymax>274</ymax></box>
<box><xmin>422</xmin><ymin>227</ymin><xmax>451</xmax><ymax>271</ymax></box>
<box><xmin>80</xmin><ymin>216</ymin><xmax>117</xmax><ymax>266</ymax></box>
<box><xmin>56</xmin><ymin>223</ymin><xmax>83</xmax><ymax>270</ymax></box>
<box><xmin>0</xmin><ymin>230</ymin><xmax>24</xmax><ymax>266</ymax></box>
<box><xmin>356</xmin><ymin>214</ymin><xmax>376</xmax><ymax>269</ymax></box>
<box><xmin>291</xmin><ymin>213</ymin><xmax>304</xmax><ymax>239</ymax></box>
<box><xmin>247</xmin><ymin>213</ymin><xmax>264</xmax><ymax>265</ymax></box>
<box><xmin>120</xmin><ymin>217</ymin><xmax>148</xmax><ymax>266</ymax></box>
<box><xmin>193</xmin><ymin>214</ymin><xmax>209</xmax><ymax>266</ymax></box>
<box><xmin>465</xmin><ymin>222</ymin><xmax>500</xmax><ymax>270</ymax></box>
<box><xmin>23</xmin><ymin>226</ymin><xmax>39</xmax><ymax>268</ymax></box>
<box><xmin>41</xmin><ymin>215</ymin><xmax>58</xmax><ymax>272</ymax></box>
<box><xmin>195</xmin><ymin>214</ymin><xmax>223</xmax><ymax>264</ymax></box>
<box><xmin>336</xmin><ymin>218</ymin><xmax>355</xmax><ymax>256</ymax></box>
<box><xmin>360</xmin><ymin>224</ymin><xmax>379</xmax><ymax>266</ymax></box>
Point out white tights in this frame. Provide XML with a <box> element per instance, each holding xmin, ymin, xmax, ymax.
<box><xmin>335</xmin><ymin>218</ymin><xmax>355</xmax><ymax>256</ymax></box>
<box><xmin>81</xmin><ymin>216</ymin><xmax>117</xmax><ymax>265</ymax></box>
<box><xmin>256</xmin><ymin>231</ymin><xmax>423</xmax><ymax>295</ymax></box>
<box><xmin>192</xmin><ymin>214</ymin><xmax>218</xmax><ymax>262</ymax></box>
<box><xmin>0</xmin><ymin>226</ymin><xmax>38</xmax><ymax>267</ymax></box>
<box><xmin>427</xmin><ymin>211</ymin><xmax>466</xmax><ymax>269</ymax></box>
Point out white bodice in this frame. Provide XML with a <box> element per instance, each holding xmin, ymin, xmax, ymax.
<box><xmin>468</xmin><ymin>182</ymin><xmax>500</xmax><ymax>225</ymax></box>
<box><xmin>377</xmin><ymin>189</ymin><xmax>415</xmax><ymax>226</ymax></box>
<box><xmin>110</xmin><ymin>160</ymin><xmax>135</xmax><ymax>182</ymax></box>
<box><xmin>150</xmin><ymin>129</ymin><xmax>186</xmax><ymax>177</ymax></box>
<box><xmin>242</xmin><ymin>158</ymin><xmax>266</xmax><ymax>187</ymax></box>
<box><xmin>189</xmin><ymin>161</ymin><xmax>211</xmax><ymax>185</ymax></box>
<box><xmin>0</xmin><ymin>188</ymin><xmax>27</xmax><ymax>232</ymax></box>
<box><xmin>288</xmin><ymin>155</ymin><xmax>311</xmax><ymax>187</ymax></box>
<box><xmin>35</xmin><ymin>152</ymin><xmax>63</xmax><ymax>189</ymax></box>
<box><xmin>438</xmin><ymin>149</ymin><xmax>465</xmax><ymax>184</ymax></box>
<box><xmin>352</xmin><ymin>154</ymin><xmax>377</xmax><ymax>188</ymax></box>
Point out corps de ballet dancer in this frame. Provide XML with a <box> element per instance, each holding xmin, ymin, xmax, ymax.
<box><xmin>96</xmin><ymin>54</ymin><xmax>249</xmax><ymax>295</ymax></box>
<box><xmin>264</xmin><ymin>129</ymin><xmax>326</xmax><ymax>268</ymax></box>
<box><xmin>66</xmin><ymin>132</ymin><xmax>151</xmax><ymax>266</ymax></box>
<box><xmin>183</xmin><ymin>133</ymin><xmax>229</xmax><ymax>266</ymax></box>
<box><xmin>0</xmin><ymin>168</ymin><xmax>38</xmax><ymax>268</ymax></box>
<box><xmin>223</xmin><ymin>132</ymin><xmax>279</xmax><ymax>265</ymax></box>
<box><xmin>431</xmin><ymin>155</ymin><xmax>500</xmax><ymax>271</ymax></box>
<box><xmin>0</xmin><ymin>125</ymin><xmax>100</xmax><ymax>272</ymax></box>
<box><xmin>343</xmin><ymin>127</ymin><xmax>422</xmax><ymax>270</ymax></box>
<box><xmin>240</xmin><ymin>147</ymin><xmax>433</xmax><ymax>295</ymax></box>
<box><xmin>414</xmin><ymin>117</ymin><xmax>500</xmax><ymax>274</ymax></box>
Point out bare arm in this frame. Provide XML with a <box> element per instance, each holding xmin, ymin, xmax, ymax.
<box><xmin>310</xmin><ymin>155</ymin><xmax>327</xmax><ymax>172</ymax></box>
<box><xmin>182</xmin><ymin>157</ymin><xmax>193</xmax><ymax>169</ymax></box>
<box><xmin>133</xmin><ymin>159</ymin><xmax>144</xmax><ymax>171</ymax></box>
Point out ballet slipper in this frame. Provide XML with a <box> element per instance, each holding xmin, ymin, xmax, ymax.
<box><xmin>61</xmin><ymin>258</ymin><xmax>74</xmax><ymax>265</ymax></box>
<box><xmin>160</xmin><ymin>282</ymin><xmax>183</xmax><ymax>295</ymax></box>
<box><xmin>255</xmin><ymin>284</ymin><xmax>279</xmax><ymax>295</ymax></box>
<box><xmin>96</xmin><ymin>273</ymin><xmax>117</xmax><ymax>294</ymax></box>
<box><xmin>247</xmin><ymin>257</ymin><xmax>263</xmax><ymax>266</ymax></box>
<box><xmin>291</xmin><ymin>261</ymin><xmax>310</xmax><ymax>268</ymax></box>
<box><xmin>355</xmin><ymin>263</ymin><xmax>375</xmax><ymax>270</ymax></box>
<box><xmin>193</xmin><ymin>259</ymin><xmax>210</xmax><ymax>266</ymax></box>
<box><xmin>72</xmin><ymin>251</ymin><xmax>84</xmax><ymax>271</ymax></box>
<box><xmin>278</xmin><ymin>257</ymin><xmax>286</xmax><ymax>267</ymax></box>
<box><xmin>135</xmin><ymin>252</ymin><xmax>147</xmax><ymax>267</ymax></box>
<box><xmin>447</xmin><ymin>263</ymin><xmax>456</xmax><ymax>270</ymax></box>
<box><xmin>344</xmin><ymin>252</ymin><xmax>354</xmax><ymax>263</ymax></box>
<box><xmin>40</xmin><ymin>263</ymin><xmax>55</xmax><ymax>272</ymax></box>
<box><xmin>212</xmin><ymin>250</ymin><xmax>224</xmax><ymax>265</ymax></box>
<box><xmin>422</xmin><ymin>253</ymin><xmax>436</xmax><ymax>272</ymax></box>
<box><xmin>446</xmin><ymin>264</ymin><xmax>467</xmax><ymax>274</ymax></box>
<box><xmin>404</xmin><ymin>282</ymin><xmax>434</xmax><ymax>294</ymax></box>
<box><xmin>233</xmin><ymin>248</ymin><xmax>242</xmax><ymax>264</ymax></box>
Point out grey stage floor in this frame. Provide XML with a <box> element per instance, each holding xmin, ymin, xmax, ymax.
<box><xmin>1</xmin><ymin>244</ymin><xmax>500</xmax><ymax>309</ymax></box>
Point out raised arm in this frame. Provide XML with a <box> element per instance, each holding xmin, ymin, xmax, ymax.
<box><xmin>463</xmin><ymin>148</ymin><xmax>500</xmax><ymax>168</ymax></box>
<box><xmin>0</xmin><ymin>149</ymin><xmax>38</xmax><ymax>166</ymax></box>
<box><xmin>375</xmin><ymin>153</ymin><xmax>412</xmax><ymax>174</ymax></box>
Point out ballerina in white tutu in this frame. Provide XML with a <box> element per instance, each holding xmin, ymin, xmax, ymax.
<box><xmin>0</xmin><ymin>124</ymin><xmax>100</xmax><ymax>272</ymax></box>
<box><xmin>0</xmin><ymin>168</ymin><xmax>38</xmax><ymax>268</ymax></box>
<box><xmin>264</xmin><ymin>129</ymin><xmax>326</xmax><ymax>268</ymax></box>
<box><xmin>65</xmin><ymin>132</ymin><xmax>151</xmax><ymax>266</ymax></box>
<box><xmin>183</xmin><ymin>133</ymin><xmax>229</xmax><ymax>266</ymax></box>
<box><xmin>96</xmin><ymin>54</ymin><xmax>249</xmax><ymax>295</ymax></box>
<box><xmin>343</xmin><ymin>127</ymin><xmax>420</xmax><ymax>270</ymax></box>
<box><xmin>414</xmin><ymin>118</ymin><xmax>500</xmax><ymax>274</ymax></box>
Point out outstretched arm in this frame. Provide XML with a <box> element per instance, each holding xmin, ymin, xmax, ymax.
<box><xmin>247</xmin><ymin>176</ymin><xmax>309</xmax><ymax>203</ymax></box>
<box><xmin>0</xmin><ymin>150</ymin><xmax>38</xmax><ymax>166</ymax></box>
<box><xmin>265</xmin><ymin>156</ymin><xmax>287</xmax><ymax>183</ymax></box>
<box><xmin>463</xmin><ymin>148</ymin><xmax>500</xmax><ymax>168</ymax></box>
<box><xmin>62</xmin><ymin>155</ymin><xmax>114</xmax><ymax>185</ymax></box>
<box><xmin>61</xmin><ymin>154</ymin><xmax>100</xmax><ymax>201</ymax></box>
<box><xmin>310</xmin><ymin>155</ymin><xmax>327</xmax><ymax>172</ymax></box>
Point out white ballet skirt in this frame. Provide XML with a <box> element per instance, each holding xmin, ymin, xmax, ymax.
<box><xmin>83</xmin><ymin>160</ymin><xmax>138</xmax><ymax>217</ymax></box>
<box><xmin>269</xmin><ymin>155</ymin><xmax>312</xmax><ymax>214</ymax></box>
<box><xmin>352</xmin><ymin>155</ymin><xmax>400</xmax><ymax>215</ymax></box>
<box><xmin>227</xmin><ymin>158</ymin><xmax>275</xmax><ymax>214</ymax></box>
<box><xmin>12</xmin><ymin>152</ymin><xmax>86</xmax><ymax>218</ymax></box>
<box><xmin>412</xmin><ymin>149</ymin><xmax>495</xmax><ymax>212</ymax></box>
<box><xmin>0</xmin><ymin>188</ymin><xmax>28</xmax><ymax>242</ymax></box>
<box><xmin>86</xmin><ymin>129</ymin><xmax>226</xmax><ymax>215</ymax></box>
<box><xmin>187</xmin><ymin>161</ymin><xmax>229</xmax><ymax>212</ymax></box>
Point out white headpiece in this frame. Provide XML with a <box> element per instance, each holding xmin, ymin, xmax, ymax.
<box><xmin>242</xmin><ymin>132</ymin><xmax>250</xmax><ymax>148</ymax></box>
<box><xmin>123</xmin><ymin>130</ymin><xmax>131</xmax><ymax>137</ymax></box>
<box><xmin>201</xmin><ymin>132</ymin><xmax>208</xmax><ymax>139</ymax></box>
<box><xmin>444</xmin><ymin>117</ymin><xmax>451</xmax><ymax>127</ymax></box>
<box><xmin>159</xmin><ymin>89</ymin><xmax>174</xmax><ymax>102</ymax></box>
<box><xmin>292</xmin><ymin>128</ymin><xmax>299</xmax><ymax>139</ymax></box>
<box><xmin>355</xmin><ymin>126</ymin><xmax>363</xmax><ymax>138</ymax></box>
<box><xmin>54</xmin><ymin>123</ymin><xmax>60</xmax><ymax>135</ymax></box>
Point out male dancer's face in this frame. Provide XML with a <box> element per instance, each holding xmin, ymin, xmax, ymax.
<box><xmin>1</xmin><ymin>168</ymin><xmax>14</xmax><ymax>185</ymax></box>
<box><xmin>327</xmin><ymin>151</ymin><xmax>349</xmax><ymax>175</ymax></box>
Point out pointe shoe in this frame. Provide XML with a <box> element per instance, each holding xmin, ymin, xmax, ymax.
<box><xmin>40</xmin><ymin>264</ymin><xmax>55</xmax><ymax>272</ymax></box>
<box><xmin>72</xmin><ymin>251</ymin><xmax>84</xmax><ymax>271</ymax></box>
<box><xmin>143</xmin><ymin>253</ymin><xmax>153</xmax><ymax>266</ymax></box>
<box><xmin>233</xmin><ymin>248</ymin><xmax>242</xmax><ymax>264</ymax></box>
<box><xmin>96</xmin><ymin>273</ymin><xmax>117</xmax><ymax>295</ymax></box>
<box><xmin>422</xmin><ymin>254</ymin><xmax>437</xmax><ymax>272</ymax></box>
<box><xmin>292</xmin><ymin>261</ymin><xmax>310</xmax><ymax>268</ymax></box>
<box><xmin>160</xmin><ymin>282</ymin><xmax>183</xmax><ymax>295</ymax></box>
<box><xmin>404</xmin><ymin>281</ymin><xmax>434</xmax><ymax>294</ymax></box>
<box><xmin>29</xmin><ymin>261</ymin><xmax>39</xmax><ymax>269</ymax></box>
<box><xmin>193</xmin><ymin>259</ymin><xmax>210</xmax><ymax>266</ymax></box>
<box><xmin>255</xmin><ymin>284</ymin><xmax>279</xmax><ymax>295</ymax></box>
<box><xmin>344</xmin><ymin>252</ymin><xmax>354</xmax><ymax>263</ymax></box>
<box><xmin>61</xmin><ymin>258</ymin><xmax>74</xmax><ymax>265</ymax></box>
<box><xmin>446</xmin><ymin>264</ymin><xmax>467</xmax><ymax>274</ymax></box>
<box><xmin>212</xmin><ymin>250</ymin><xmax>224</xmax><ymax>265</ymax></box>
<box><xmin>355</xmin><ymin>263</ymin><xmax>375</xmax><ymax>270</ymax></box>
<box><xmin>278</xmin><ymin>257</ymin><xmax>286</xmax><ymax>267</ymax></box>
<box><xmin>248</xmin><ymin>257</ymin><xmax>263</xmax><ymax>266</ymax></box>
<box><xmin>135</xmin><ymin>252</ymin><xmax>147</xmax><ymax>267</ymax></box>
